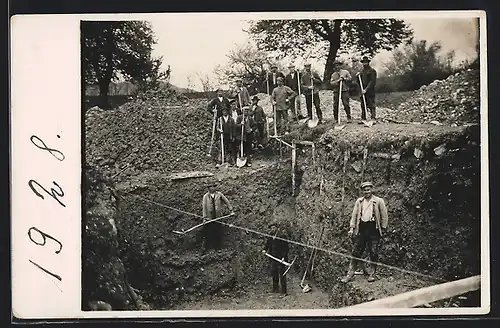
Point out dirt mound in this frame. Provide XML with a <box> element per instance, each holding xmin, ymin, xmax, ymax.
<box><xmin>384</xmin><ymin>69</ymin><xmax>480</xmax><ymax>125</ymax></box>
<box><xmin>83</xmin><ymin>163</ymin><xmax>151</xmax><ymax>310</ymax></box>
<box><xmin>85</xmin><ymin>89</ymin><xmax>217</xmax><ymax>181</ymax></box>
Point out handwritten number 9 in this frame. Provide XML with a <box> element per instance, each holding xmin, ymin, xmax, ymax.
<box><xmin>28</xmin><ymin>227</ymin><xmax>63</xmax><ymax>254</ymax></box>
<box><xmin>28</xmin><ymin>180</ymin><xmax>66</xmax><ymax>207</ymax></box>
<box><xmin>30</xmin><ymin>135</ymin><xmax>65</xmax><ymax>161</ymax></box>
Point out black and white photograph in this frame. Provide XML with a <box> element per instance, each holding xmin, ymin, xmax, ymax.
<box><xmin>11</xmin><ymin>10</ymin><xmax>489</xmax><ymax>320</ymax></box>
<box><xmin>80</xmin><ymin>12</ymin><xmax>486</xmax><ymax>314</ymax></box>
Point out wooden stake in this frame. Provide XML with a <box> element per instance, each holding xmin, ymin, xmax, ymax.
<box><xmin>292</xmin><ymin>144</ymin><xmax>297</xmax><ymax>196</ymax></box>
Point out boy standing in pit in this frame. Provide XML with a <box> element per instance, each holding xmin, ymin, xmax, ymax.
<box><xmin>263</xmin><ymin>220</ymin><xmax>290</xmax><ymax>296</ymax></box>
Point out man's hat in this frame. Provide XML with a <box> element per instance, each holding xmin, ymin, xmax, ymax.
<box><xmin>271</xmin><ymin>64</ymin><xmax>278</xmax><ymax>68</ymax></box>
<box><xmin>288</xmin><ymin>63</ymin><xmax>295</xmax><ymax>68</ymax></box>
<box><xmin>252</xmin><ymin>95</ymin><xmax>260</xmax><ymax>101</ymax></box>
<box><xmin>304</xmin><ymin>63</ymin><xmax>312</xmax><ymax>67</ymax></box>
<box><xmin>334</xmin><ymin>60</ymin><xmax>343</xmax><ymax>66</ymax></box>
<box><xmin>360</xmin><ymin>181</ymin><xmax>373</xmax><ymax>189</ymax></box>
<box><xmin>361</xmin><ymin>56</ymin><xmax>371</xmax><ymax>63</ymax></box>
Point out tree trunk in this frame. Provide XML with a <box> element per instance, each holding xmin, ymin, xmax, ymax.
<box><xmin>322</xmin><ymin>20</ymin><xmax>342</xmax><ymax>89</ymax></box>
<box><xmin>98</xmin><ymin>80</ymin><xmax>111</xmax><ymax>109</ymax></box>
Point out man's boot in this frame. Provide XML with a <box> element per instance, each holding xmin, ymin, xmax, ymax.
<box><xmin>367</xmin><ymin>263</ymin><xmax>377</xmax><ymax>282</ymax></box>
<box><xmin>341</xmin><ymin>260</ymin><xmax>356</xmax><ymax>283</ymax></box>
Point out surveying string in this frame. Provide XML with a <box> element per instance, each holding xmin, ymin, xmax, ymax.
<box><xmin>124</xmin><ymin>193</ymin><xmax>447</xmax><ymax>284</ymax></box>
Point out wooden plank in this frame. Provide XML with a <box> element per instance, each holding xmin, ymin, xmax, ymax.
<box><xmin>169</xmin><ymin>171</ymin><xmax>214</xmax><ymax>181</ymax></box>
<box><xmin>343</xmin><ymin>275</ymin><xmax>480</xmax><ymax>309</ymax></box>
<box><xmin>294</xmin><ymin>140</ymin><xmax>315</xmax><ymax>146</ymax></box>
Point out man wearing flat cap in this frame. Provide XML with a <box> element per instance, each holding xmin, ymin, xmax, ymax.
<box><xmin>300</xmin><ymin>63</ymin><xmax>323</xmax><ymax>124</ymax></box>
<box><xmin>265</xmin><ymin>64</ymin><xmax>285</xmax><ymax>94</ymax></box>
<box><xmin>330</xmin><ymin>60</ymin><xmax>353</xmax><ymax>123</ymax></box>
<box><xmin>202</xmin><ymin>183</ymin><xmax>234</xmax><ymax>250</ymax></box>
<box><xmin>341</xmin><ymin>181</ymin><xmax>388</xmax><ymax>283</ymax></box>
<box><xmin>356</xmin><ymin>56</ymin><xmax>378</xmax><ymax>121</ymax></box>
<box><xmin>285</xmin><ymin>63</ymin><xmax>305</xmax><ymax>121</ymax></box>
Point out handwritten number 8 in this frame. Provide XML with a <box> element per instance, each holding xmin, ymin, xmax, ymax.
<box><xmin>28</xmin><ymin>180</ymin><xmax>65</xmax><ymax>207</ymax></box>
<box><xmin>30</xmin><ymin>135</ymin><xmax>65</xmax><ymax>161</ymax></box>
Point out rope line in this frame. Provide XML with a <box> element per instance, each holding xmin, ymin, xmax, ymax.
<box><xmin>122</xmin><ymin>193</ymin><xmax>447</xmax><ymax>284</ymax></box>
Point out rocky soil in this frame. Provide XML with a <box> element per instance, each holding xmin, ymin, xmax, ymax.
<box><xmin>84</xmin><ymin>68</ymin><xmax>482</xmax><ymax>311</ymax></box>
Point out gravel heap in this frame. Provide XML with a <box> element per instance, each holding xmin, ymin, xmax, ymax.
<box><xmin>384</xmin><ymin>68</ymin><xmax>480</xmax><ymax>125</ymax></box>
<box><xmin>85</xmin><ymin>87</ymin><xmax>214</xmax><ymax>180</ymax></box>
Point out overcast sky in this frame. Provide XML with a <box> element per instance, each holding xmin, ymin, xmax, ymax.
<box><xmin>148</xmin><ymin>15</ymin><xmax>479</xmax><ymax>90</ymax></box>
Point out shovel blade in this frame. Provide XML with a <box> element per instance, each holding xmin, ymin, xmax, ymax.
<box><xmin>334</xmin><ymin>124</ymin><xmax>346</xmax><ymax>131</ymax></box>
<box><xmin>308</xmin><ymin>119</ymin><xmax>319</xmax><ymax>128</ymax></box>
<box><xmin>362</xmin><ymin>120</ymin><xmax>374</xmax><ymax>127</ymax></box>
<box><xmin>236</xmin><ymin>157</ymin><xmax>247</xmax><ymax>168</ymax></box>
<box><xmin>299</xmin><ymin>118</ymin><xmax>309</xmax><ymax>125</ymax></box>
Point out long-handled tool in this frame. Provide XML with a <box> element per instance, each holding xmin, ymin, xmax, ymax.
<box><xmin>358</xmin><ymin>75</ymin><xmax>374</xmax><ymax>127</ymax></box>
<box><xmin>173</xmin><ymin>213</ymin><xmax>235</xmax><ymax>235</ymax></box>
<box><xmin>263</xmin><ymin>251</ymin><xmax>297</xmax><ymax>276</ymax></box>
<box><xmin>236</xmin><ymin>95</ymin><xmax>247</xmax><ymax>168</ymax></box>
<box><xmin>207</xmin><ymin>106</ymin><xmax>217</xmax><ymax>157</ymax></box>
<box><xmin>219</xmin><ymin>118</ymin><xmax>225</xmax><ymax>164</ymax></box>
<box><xmin>334</xmin><ymin>80</ymin><xmax>346</xmax><ymax>131</ymax></box>
<box><xmin>297</xmin><ymin>70</ymin><xmax>308</xmax><ymax>125</ymax></box>
<box><xmin>307</xmin><ymin>75</ymin><xmax>318</xmax><ymax>128</ymax></box>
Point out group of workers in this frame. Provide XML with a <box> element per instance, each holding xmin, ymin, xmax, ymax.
<box><xmin>201</xmin><ymin>180</ymin><xmax>389</xmax><ymax>296</ymax></box>
<box><xmin>206</xmin><ymin>56</ymin><xmax>378</xmax><ymax>167</ymax></box>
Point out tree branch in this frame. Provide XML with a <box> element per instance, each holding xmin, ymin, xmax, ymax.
<box><xmin>309</xmin><ymin>21</ymin><xmax>329</xmax><ymax>40</ymax></box>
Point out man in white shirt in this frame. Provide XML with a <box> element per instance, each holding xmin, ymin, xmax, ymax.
<box><xmin>330</xmin><ymin>60</ymin><xmax>352</xmax><ymax>123</ymax></box>
<box><xmin>341</xmin><ymin>181</ymin><xmax>388</xmax><ymax>283</ymax></box>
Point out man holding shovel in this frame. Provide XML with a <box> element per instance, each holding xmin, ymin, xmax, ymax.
<box><xmin>207</xmin><ymin>88</ymin><xmax>231</xmax><ymax>118</ymax></box>
<box><xmin>285</xmin><ymin>63</ymin><xmax>305</xmax><ymax>121</ymax></box>
<box><xmin>341</xmin><ymin>181</ymin><xmax>388</xmax><ymax>283</ymax></box>
<box><xmin>300</xmin><ymin>63</ymin><xmax>323</xmax><ymax>124</ymax></box>
<box><xmin>235</xmin><ymin>106</ymin><xmax>255</xmax><ymax>167</ymax></box>
<box><xmin>263</xmin><ymin>220</ymin><xmax>290</xmax><ymax>295</ymax></box>
<box><xmin>218</xmin><ymin>107</ymin><xmax>236</xmax><ymax>166</ymax></box>
<box><xmin>357</xmin><ymin>56</ymin><xmax>378</xmax><ymax>121</ymax></box>
<box><xmin>330</xmin><ymin>60</ymin><xmax>353</xmax><ymax>123</ymax></box>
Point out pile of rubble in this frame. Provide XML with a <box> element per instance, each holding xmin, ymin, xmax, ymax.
<box><xmin>85</xmin><ymin>87</ymin><xmax>213</xmax><ymax>180</ymax></box>
<box><xmin>384</xmin><ymin>69</ymin><xmax>480</xmax><ymax>126</ymax></box>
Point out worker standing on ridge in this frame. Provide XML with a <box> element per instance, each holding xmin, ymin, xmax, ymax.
<box><xmin>300</xmin><ymin>63</ymin><xmax>323</xmax><ymax>124</ymax></box>
<box><xmin>263</xmin><ymin>220</ymin><xmax>290</xmax><ymax>296</ymax></box>
<box><xmin>202</xmin><ymin>184</ymin><xmax>234</xmax><ymax>251</ymax></box>
<box><xmin>218</xmin><ymin>107</ymin><xmax>236</xmax><ymax>166</ymax></box>
<box><xmin>271</xmin><ymin>76</ymin><xmax>296</xmax><ymax>136</ymax></box>
<box><xmin>233</xmin><ymin>79</ymin><xmax>251</xmax><ymax>109</ymax></box>
<box><xmin>357</xmin><ymin>56</ymin><xmax>378</xmax><ymax>121</ymax></box>
<box><xmin>249</xmin><ymin>95</ymin><xmax>266</xmax><ymax>149</ymax></box>
<box><xmin>285</xmin><ymin>63</ymin><xmax>305</xmax><ymax>121</ymax></box>
<box><xmin>235</xmin><ymin>106</ymin><xmax>255</xmax><ymax>167</ymax></box>
<box><xmin>207</xmin><ymin>88</ymin><xmax>231</xmax><ymax>118</ymax></box>
<box><xmin>265</xmin><ymin>64</ymin><xmax>285</xmax><ymax>93</ymax></box>
<box><xmin>341</xmin><ymin>181</ymin><xmax>388</xmax><ymax>283</ymax></box>
<box><xmin>330</xmin><ymin>60</ymin><xmax>353</xmax><ymax>123</ymax></box>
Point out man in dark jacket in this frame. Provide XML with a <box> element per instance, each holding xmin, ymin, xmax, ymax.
<box><xmin>217</xmin><ymin>107</ymin><xmax>236</xmax><ymax>165</ymax></box>
<box><xmin>249</xmin><ymin>95</ymin><xmax>266</xmax><ymax>148</ymax></box>
<box><xmin>235</xmin><ymin>106</ymin><xmax>255</xmax><ymax>167</ymax></box>
<box><xmin>285</xmin><ymin>63</ymin><xmax>304</xmax><ymax>121</ymax></box>
<box><xmin>300</xmin><ymin>63</ymin><xmax>323</xmax><ymax>124</ymax></box>
<box><xmin>357</xmin><ymin>56</ymin><xmax>378</xmax><ymax>121</ymax></box>
<box><xmin>263</xmin><ymin>221</ymin><xmax>289</xmax><ymax>295</ymax></box>
<box><xmin>207</xmin><ymin>88</ymin><xmax>231</xmax><ymax>119</ymax></box>
<box><xmin>264</xmin><ymin>64</ymin><xmax>285</xmax><ymax>95</ymax></box>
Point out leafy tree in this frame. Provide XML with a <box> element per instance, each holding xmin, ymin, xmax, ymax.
<box><xmin>248</xmin><ymin>19</ymin><xmax>413</xmax><ymax>86</ymax></box>
<box><xmin>214</xmin><ymin>42</ymin><xmax>283</xmax><ymax>94</ymax></box>
<box><xmin>381</xmin><ymin>39</ymin><xmax>459</xmax><ymax>91</ymax></box>
<box><xmin>82</xmin><ymin>21</ymin><xmax>170</xmax><ymax>108</ymax></box>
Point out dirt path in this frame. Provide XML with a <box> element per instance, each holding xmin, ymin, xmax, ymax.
<box><xmin>171</xmin><ymin>274</ymin><xmax>330</xmax><ymax>310</ymax></box>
